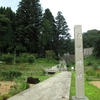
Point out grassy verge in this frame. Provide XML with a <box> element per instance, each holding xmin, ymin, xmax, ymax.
<box><xmin>0</xmin><ymin>58</ymin><xmax>59</xmax><ymax>100</ymax></box>
<box><xmin>70</xmin><ymin>72</ymin><xmax>100</xmax><ymax>100</ymax></box>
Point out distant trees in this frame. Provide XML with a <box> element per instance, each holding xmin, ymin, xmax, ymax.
<box><xmin>83</xmin><ymin>29</ymin><xmax>99</xmax><ymax>48</ymax></box>
<box><xmin>83</xmin><ymin>29</ymin><xmax>100</xmax><ymax>58</ymax></box>
<box><xmin>93</xmin><ymin>31</ymin><xmax>100</xmax><ymax>58</ymax></box>
<box><xmin>0</xmin><ymin>7</ymin><xmax>15</xmax><ymax>54</ymax></box>
<box><xmin>15</xmin><ymin>0</ymin><xmax>42</xmax><ymax>54</ymax></box>
<box><xmin>0</xmin><ymin>0</ymin><xmax>73</xmax><ymax>58</ymax></box>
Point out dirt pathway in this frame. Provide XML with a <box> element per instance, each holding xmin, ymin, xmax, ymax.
<box><xmin>90</xmin><ymin>81</ymin><xmax>100</xmax><ymax>89</ymax></box>
<box><xmin>0</xmin><ymin>81</ymin><xmax>15</xmax><ymax>95</ymax></box>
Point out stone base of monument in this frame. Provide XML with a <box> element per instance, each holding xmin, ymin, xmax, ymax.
<box><xmin>72</xmin><ymin>96</ymin><xmax>89</xmax><ymax>100</ymax></box>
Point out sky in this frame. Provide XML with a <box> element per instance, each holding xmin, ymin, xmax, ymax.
<box><xmin>0</xmin><ymin>0</ymin><xmax>100</xmax><ymax>39</ymax></box>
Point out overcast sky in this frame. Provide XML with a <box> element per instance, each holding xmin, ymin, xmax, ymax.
<box><xmin>0</xmin><ymin>0</ymin><xmax>100</xmax><ymax>38</ymax></box>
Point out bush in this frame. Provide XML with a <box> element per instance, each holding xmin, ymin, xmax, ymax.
<box><xmin>9</xmin><ymin>82</ymin><xmax>29</xmax><ymax>96</ymax></box>
<box><xmin>85</xmin><ymin>69</ymin><xmax>96</xmax><ymax>76</ymax></box>
<box><xmin>46</xmin><ymin>50</ymin><xmax>56</xmax><ymax>62</ymax></box>
<box><xmin>0</xmin><ymin>94</ymin><xmax>11</xmax><ymax>100</ymax></box>
<box><xmin>96</xmin><ymin>72</ymin><xmax>100</xmax><ymax>78</ymax></box>
<box><xmin>27</xmin><ymin>54</ymin><xmax>35</xmax><ymax>64</ymax></box>
<box><xmin>85</xmin><ymin>69</ymin><xmax>100</xmax><ymax>81</ymax></box>
<box><xmin>1</xmin><ymin>70</ymin><xmax>22</xmax><ymax>80</ymax></box>
<box><xmin>15</xmin><ymin>57</ymin><xmax>21</xmax><ymax>63</ymax></box>
<box><xmin>92</xmin><ymin>63</ymin><xmax>99</xmax><ymax>70</ymax></box>
<box><xmin>19</xmin><ymin>53</ymin><xmax>29</xmax><ymax>62</ymax></box>
<box><xmin>1</xmin><ymin>53</ymin><xmax>13</xmax><ymax>64</ymax></box>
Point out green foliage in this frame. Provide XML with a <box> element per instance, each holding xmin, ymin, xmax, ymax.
<box><xmin>15</xmin><ymin>0</ymin><xmax>42</xmax><ymax>53</ymax></box>
<box><xmin>84</xmin><ymin>55</ymin><xmax>95</xmax><ymax>66</ymax></box>
<box><xmin>1</xmin><ymin>53</ymin><xmax>13</xmax><ymax>64</ymax></box>
<box><xmin>0</xmin><ymin>58</ymin><xmax>58</xmax><ymax>99</ymax></box>
<box><xmin>39</xmin><ymin>8</ymin><xmax>57</xmax><ymax>56</ymax></box>
<box><xmin>0</xmin><ymin>94</ymin><xmax>11</xmax><ymax>100</ymax></box>
<box><xmin>85</xmin><ymin>69</ymin><xmax>96</xmax><ymax>76</ymax></box>
<box><xmin>84</xmin><ymin>55</ymin><xmax>100</xmax><ymax>70</ymax></box>
<box><xmin>36</xmin><ymin>58</ymin><xmax>59</xmax><ymax>67</ymax></box>
<box><xmin>93</xmin><ymin>31</ymin><xmax>100</xmax><ymax>58</ymax></box>
<box><xmin>0</xmin><ymin>2</ymin><xmax>73</xmax><ymax>56</ymax></box>
<box><xmin>27</xmin><ymin>54</ymin><xmax>35</xmax><ymax>64</ymax></box>
<box><xmin>46</xmin><ymin>50</ymin><xmax>55</xmax><ymax>62</ymax></box>
<box><xmin>70</xmin><ymin>72</ymin><xmax>100</xmax><ymax>100</ymax></box>
<box><xmin>0</xmin><ymin>7</ymin><xmax>15</xmax><ymax>54</ymax></box>
<box><xmin>19</xmin><ymin>53</ymin><xmax>29</xmax><ymax>62</ymax></box>
<box><xmin>17</xmin><ymin>53</ymin><xmax>36</xmax><ymax>63</ymax></box>
<box><xmin>9</xmin><ymin>82</ymin><xmax>29</xmax><ymax>96</ymax></box>
<box><xmin>85</xmin><ymin>81</ymin><xmax>100</xmax><ymax>100</ymax></box>
<box><xmin>0</xmin><ymin>70</ymin><xmax>22</xmax><ymax>80</ymax></box>
<box><xmin>15</xmin><ymin>57</ymin><xmax>21</xmax><ymax>63</ymax></box>
<box><xmin>83</xmin><ymin>29</ymin><xmax>99</xmax><ymax>48</ymax></box>
<box><xmin>85</xmin><ymin>69</ymin><xmax>100</xmax><ymax>81</ymax></box>
<box><xmin>84</xmin><ymin>55</ymin><xmax>100</xmax><ymax>80</ymax></box>
<box><xmin>55</xmin><ymin>11</ymin><xmax>71</xmax><ymax>55</ymax></box>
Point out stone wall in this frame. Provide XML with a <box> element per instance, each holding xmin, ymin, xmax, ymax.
<box><xmin>63</xmin><ymin>47</ymin><xmax>94</xmax><ymax>63</ymax></box>
<box><xmin>84</xmin><ymin>47</ymin><xmax>94</xmax><ymax>58</ymax></box>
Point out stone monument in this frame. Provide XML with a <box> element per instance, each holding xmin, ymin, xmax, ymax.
<box><xmin>72</xmin><ymin>25</ymin><xmax>89</xmax><ymax>100</ymax></box>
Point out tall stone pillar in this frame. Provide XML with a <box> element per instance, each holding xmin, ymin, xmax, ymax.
<box><xmin>72</xmin><ymin>25</ymin><xmax>89</xmax><ymax>100</ymax></box>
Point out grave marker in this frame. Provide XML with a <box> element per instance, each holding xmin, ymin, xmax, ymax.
<box><xmin>72</xmin><ymin>25</ymin><xmax>89</xmax><ymax>100</ymax></box>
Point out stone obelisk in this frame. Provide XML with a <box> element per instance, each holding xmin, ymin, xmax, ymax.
<box><xmin>72</xmin><ymin>25</ymin><xmax>89</xmax><ymax>100</ymax></box>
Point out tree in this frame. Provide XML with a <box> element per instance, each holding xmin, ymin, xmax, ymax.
<box><xmin>93</xmin><ymin>31</ymin><xmax>100</xmax><ymax>58</ymax></box>
<box><xmin>0</xmin><ymin>7</ymin><xmax>16</xmax><ymax>54</ymax></box>
<box><xmin>83</xmin><ymin>29</ymin><xmax>99</xmax><ymax>48</ymax></box>
<box><xmin>15</xmin><ymin>0</ymin><xmax>42</xmax><ymax>54</ymax></box>
<box><xmin>55</xmin><ymin>11</ymin><xmax>71</xmax><ymax>55</ymax></box>
<box><xmin>0</xmin><ymin>14</ymin><xmax>11</xmax><ymax>54</ymax></box>
<box><xmin>39</xmin><ymin>8</ymin><xmax>56</xmax><ymax>57</ymax></box>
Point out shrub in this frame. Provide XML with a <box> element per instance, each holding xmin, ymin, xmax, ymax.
<box><xmin>9</xmin><ymin>82</ymin><xmax>29</xmax><ymax>96</ymax></box>
<box><xmin>15</xmin><ymin>57</ymin><xmax>21</xmax><ymax>63</ymax></box>
<box><xmin>96</xmin><ymin>72</ymin><xmax>100</xmax><ymax>78</ymax></box>
<box><xmin>46</xmin><ymin>50</ymin><xmax>56</xmax><ymax>62</ymax></box>
<box><xmin>1</xmin><ymin>53</ymin><xmax>13</xmax><ymax>64</ymax></box>
<box><xmin>27</xmin><ymin>54</ymin><xmax>35</xmax><ymax>64</ymax></box>
<box><xmin>1</xmin><ymin>94</ymin><xmax>11</xmax><ymax>100</ymax></box>
<box><xmin>19</xmin><ymin>53</ymin><xmax>29</xmax><ymax>62</ymax></box>
<box><xmin>1</xmin><ymin>70</ymin><xmax>22</xmax><ymax>80</ymax></box>
<box><xmin>85</xmin><ymin>69</ymin><xmax>95</xmax><ymax>76</ymax></box>
<box><xmin>85</xmin><ymin>69</ymin><xmax>100</xmax><ymax>81</ymax></box>
<box><xmin>87</xmin><ymin>61</ymin><xmax>93</xmax><ymax>66</ymax></box>
<box><xmin>92</xmin><ymin>63</ymin><xmax>99</xmax><ymax>70</ymax></box>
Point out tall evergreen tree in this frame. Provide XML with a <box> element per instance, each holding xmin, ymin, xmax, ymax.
<box><xmin>0</xmin><ymin>7</ymin><xmax>16</xmax><ymax>54</ymax></box>
<box><xmin>39</xmin><ymin>8</ymin><xmax>56</xmax><ymax>56</ymax></box>
<box><xmin>15</xmin><ymin>0</ymin><xmax>42</xmax><ymax>53</ymax></box>
<box><xmin>55</xmin><ymin>11</ymin><xmax>71</xmax><ymax>55</ymax></box>
<box><xmin>0</xmin><ymin>14</ymin><xmax>11</xmax><ymax>54</ymax></box>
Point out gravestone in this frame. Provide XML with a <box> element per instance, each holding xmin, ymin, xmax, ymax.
<box><xmin>72</xmin><ymin>25</ymin><xmax>89</xmax><ymax>100</ymax></box>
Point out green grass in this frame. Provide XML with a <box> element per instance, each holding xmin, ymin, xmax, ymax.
<box><xmin>70</xmin><ymin>72</ymin><xmax>100</xmax><ymax>100</ymax></box>
<box><xmin>0</xmin><ymin>58</ymin><xmax>59</xmax><ymax>78</ymax></box>
<box><xmin>85</xmin><ymin>81</ymin><xmax>100</xmax><ymax>100</ymax></box>
<box><xmin>0</xmin><ymin>58</ymin><xmax>59</xmax><ymax>100</ymax></box>
<box><xmin>36</xmin><ymin>58</ymin><xmax>59</xmax><ymax>67</ymax></box>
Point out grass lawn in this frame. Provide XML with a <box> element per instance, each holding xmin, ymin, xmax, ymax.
<box><xmin>0</xmin><ymin>58</ymin><xmax>59</xmax><ymax>100</ymax></box>
<box><xmin>70</xmin><ymin>72</ymin><xmax>100</xmax><ymax>100</ymax></box>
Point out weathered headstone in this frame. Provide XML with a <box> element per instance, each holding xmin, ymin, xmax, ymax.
<box><xmin>72</xmin><ymin>25</ymin><xmax>89</xmax><ymax>100</ymax></box>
